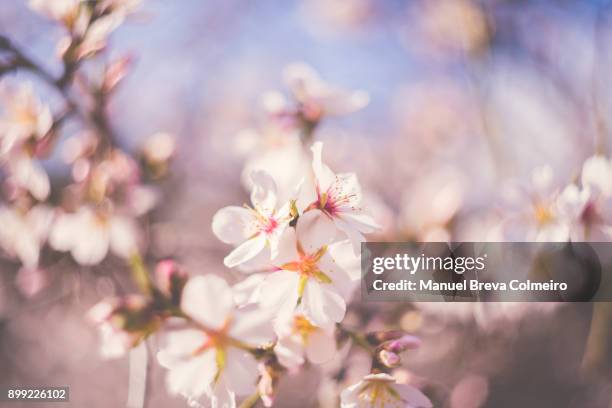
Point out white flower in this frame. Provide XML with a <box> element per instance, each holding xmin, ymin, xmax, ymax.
<box><xmin>258</xmin><ymin>211</ymin><xmax>358</xmax><ymax>327</ymax></box>
<box><xmin>500</xmin><ymin>165</ymin><xmax>570</xmax><ymax>242</ymax></box>
<box><xmin>212</xmin><ymin>171</ymin><xmax>292</xmax><ymax>268</ymax></box>
<box><xmin>5</xmin><ymin>152</ymin><xmax>51</xmax><ymax>201</ymax></box>
<box><xmin>340</xmin><ymin>373</ymin><xmax>432</xmax><ymax>408</ymax></box>
<box><xmin>49</xmin><ymin>206</ymin><xmax>140</xmax><ymax>265</ymax></box>
<box><xmin>232</xmin><ymin>273</ymin><xmax>267</xmax><ymax>307</ymax></box>
<box><xmin>157</xmin><ymin>275</ymin><xmax>275</xmax><ymax>408</ymax></box>
<box><xmin>399</xmin><ymin>167</ymin><xmax>465</xmax><ymax>241</ymax></box>
<box><xmin>88</xmin><ymin>295</ymin><xmax>153</xmax><ymax>359</ymax></box>
<box><xmin>28</xmin><ymin>0</ymin><xmax>85</xmax><ymax>29</ymax></box>
<box><xmin>302</xmin><ymin>142</ymin><xmax>379</xmax><ymax>253</ymax></box>
<box><xmin>557</xmin><ymin>155</ymin><xmax>612</xmax><ymax>241</ymax></box>
<box><xmin>273</xmin><ymin>312</ymin><xmax>336</xmax><ymax>369</ymax></box>
<box><xmin>239</xmin><ymin>129</ymin><xmax>310</xmax><ymax>204</ymax></box>
<box><xmin>0</xmin><ymin>83</ymin><xmax>52</xmax><ymax>200</ymax></box>
<box><xmin>75</xmin><ymin>12</ymin><xmax>125</xmax><ymax>59</ymax></box>
<box><xmin>0</xmin><ymin>205</ymin><xmax>53</xmax><ymax>267</ymax></box>
<box><xmin>143</xmin><ymin>132</ymin><xmax>175</xmax><ymax>164</ymax></box>
<box><xmin>0</xmin><ymin>83</ymin><xmax>52</xmax><ymax>153</ymax></box>
<box><xmin>283</xmin><ymin>63</ymin><xmax>369</xmax><ymax>120</ymax></box>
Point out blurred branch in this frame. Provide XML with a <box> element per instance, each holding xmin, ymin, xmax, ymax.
<box><xmin>0</xmin><ymin>34</ymin><xmax>118</xmax><ymax>151</ymax></box>
<box><xmin>129</xmin><ymin>253</ymin><xmax>154</xmax><ymax>296</ymax></box>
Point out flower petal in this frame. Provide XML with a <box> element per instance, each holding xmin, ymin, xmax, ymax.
<box><xmin>327</xmin><ymin>240</ymin><xmax>362</xmax><ymax>281</ymax></box>
<box><xmin>333</xmin><ymin>215</ymin><xmax>366</xmax><ymax>255</ymax></box>
<box><xmin>302</xmin><ymin>280</ymin><xmax>346</xmax><ymax>327</ymax></box>
<box><xmin>109</xmin><ymin>215</ymin><xmax>140</xmax><ymax>259</ymax></box>
<box><xmin>340</xmin><ymin>380</ymin><xmax>366</xmax><ymax>408</ymax></box>
<box><xmin>223</xmin><ymin>347</ymin><xmax>259</xmax><ymax>396</ymax></box>
<box><xmin>311</xmin><ymin>142</ymin><xmax>336</xmax><ymax>193</ymax></box>
<box><xmin>181</xmin><ymin>275</ymin><xmax>234</xmax><ymax>329</ymax></box>
<box><xmin>12</xmin><ymin>156</ymin><xmax>50</xmax><ymax>201</ymax></box>
<box><xmin>250</xmin><ymin>170</ymin><xmax>278</xmax><ymax>213</ymax></box>
<box><xmin>394</xmin><ymin>383</ymin><xmax>432</xmax><ymax>408</ymax></box>
<box><xmin>224</xmin><ymin>234</ymin><xmax>267</xmax><ymax>268</ymax></box>
<box><xmin>229</xmin><ymin>303</ymin><xmax>276</xmax><ymax>347</ymax></box>
<box><xmin>49</xmin><ymin>212</ymin><xmax>78</xmax><ymax>252</ymax></box>
<box><xmin>274</xmin><ymin>335</ymin><xmax>305</xmax><ymax>369</ymax></box>
<box><xmin>582</xmin><ymin>155</ymin><xmax>612</xmax><ymax>196</ymax></box>
<box><xmin>305</xmin><ymin>329</ymin><xmax>336</xmax><ymax>365</ymax></box>
<box><xmin>71</xmin><ymin>213</ymin><xmax>110</xmax><ymax>265</ymax></box>
<box><xmin>296</xmin><ymin>210</ymin><xmax>337</xmax><ymax>253</ymax></box>
<box><xmin>212</xmin><ymin>206</ymin><xmax>254</xmax><ymax>245</ymax></box>
<box><xmin>259</xmin><ymin>271</ymin><xmax>300</xmax><ymax>312</ymax></box>
<box><xmin>271</xmin><ymin>227</ymin><xmax>299</xmax><ymax>265</ymax></box>
<box><xmin>162</xmin><ymin>348</ymin><xmax>216</xmax><ymax>400</ymax></box>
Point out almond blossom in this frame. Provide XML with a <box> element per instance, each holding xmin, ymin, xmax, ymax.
<box><xmin>557</xmin><ymin>155</ymin><xmax>612</xmax><ymax>241</ymax></box>
<box><xmin>4</xmin><ymin>152</ymin><xmax>51</xmax><ymax>201</ymax></box>
<box><xmin>237</xmin><ymin>128</ymin><xmax>310</xmax><ymax>204</ymax></box>
<box><xmin>89</xmin><ymin>295</ymin><xmax>158</xmax><ymax>359</ymax></box>
<box><xmin>28</xmin><ymin>0</ymin><xmax>86</xmax><ymax>31</ymax></box>
<box><xmin>273</xmin><ymin>312</ymin><xmax>337</xmax><ymax>369</ymax></box>
<box><xmin>49</xmin><ymin>205</ymin><xmax>140</xmax><ymax>265</ymax></box>
<box><xmin>500</xmin><ymin>165</ymin><xmax>570</xmax><ymax>242</ymax></box>
<box><xmin>340</xmin><ymin>373</ymin><xmax>432</xmax><ymax>408</ymax></box>
<box><xmin>283</xmin><ymin>63</ymin><xmax>369</xmax><ymax>121</ymax></box>
<box><xmin>0</xmin><ymin>204</ymin><xmax>53</xmax><ymax>267</ymax></box>
<box><xmin>212</xmin><ymin>171</ymin><xmax>293</xmax><ymax>268</ymax></box>
<box><xmin>0</xmin><ymin>83</ymin><xmax>52</xmax><ymax>153</ymax></box>
<box><xmin>157</xmin><ymin>275</ymin><xmax>275</xmax><ymax>408</ymax></box>
<box><xmin>302</xmin><ymin>142</ymin><xmax>379</xmax><ymax>253</ymax></box>
<box><xmin>257</xmin><ymin>212</ymin><xmax>358</xmax><ymax>327</ymax></box>
<box><xmin>0</xmin><ymin>83</ymin><xmax>52</xmax><ymax>200</ymax></box>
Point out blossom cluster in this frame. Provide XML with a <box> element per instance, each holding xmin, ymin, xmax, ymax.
<box><xmin>501</xmin><ymin>156</ymin><xmax>612</xmax><ymax>242</ymax></box>
<box><xmin>4</xmin><ymin>1</ymin><xmax>612</xmax><ymax>407</ymax></box>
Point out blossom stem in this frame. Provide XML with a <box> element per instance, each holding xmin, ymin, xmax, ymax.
<box><xmin>338</xmin><ymin>324</ymin><xmax>374</xmax><ymax>355</ymax></box>
<box><xmin>1</xmin><ymin>35</ymin><xmax>117</xmax><ymax>151</ymax></box>
<box><xmin>128</xmin><ymin>253</ymin><xmax>154</xmax><ymax>296</ymax></box>
<box><xmin>238</xmin><ymin>392</ymin><xmax>261</xmax><ymax>408</ymax></box>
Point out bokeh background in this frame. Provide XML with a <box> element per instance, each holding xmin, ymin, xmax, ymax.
<box><xmin>2</xmin><ymin>0</ymin><xmax>612</xmax><ymax>407</ymax></box>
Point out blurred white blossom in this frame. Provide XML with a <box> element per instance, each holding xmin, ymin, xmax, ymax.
<box><xmin>0</xmin><ymin>205</ymin><xmax>53</xmax><ymax>267</ymax></box>
<box><xmin>273</xmin><ymin>312</ymin><xmax>337</xmax><ymax>369</ymax></box>
<box><xmin>49</xmin><ymin>206</ymin><xmax>140</xmax><ymax>265</ymax></box>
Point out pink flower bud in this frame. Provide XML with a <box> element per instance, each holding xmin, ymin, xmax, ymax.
<box><xmin>378</xmin><ymin>349</ymin><xmax>401</xmax><ymax>368</ymax></box>
<box><xmin>257</xmin><ymin>363</ymin><xmax>278</xmax><ymax>408</ymax></box>
<box><xmin>384</xmin><ymin>335</ymin><xmax>422</xmax><ymax>353</ymax></box>
<box><xmin>155</xmin><ymin>259</ymin><xmax>187</xmax><ymax>304</ymax></box>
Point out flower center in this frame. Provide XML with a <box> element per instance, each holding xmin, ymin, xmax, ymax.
<box><xmin>191</xmin><ymin>318</ymin><xmax>238</xmax><ymax>357</ymax></box>
<box><xmin>317</xmin><ymin>178</ymin><xmax>357</xmax><ymax>216</ymax></box>
<box><xmin>534</xmin><ymin>202</ymin><xmax>554</xmax><ymax>226</ymax></box>
<box><xmin>281</xmin><ymin>244</ymin><xmax>332</xmax><ymax>296</ymax></box>
<box><xmin>245</xmin><ymin>204</ymin><xmax>279</xmax><ymax>236</ymax></box>
<box><xmin>358</xmin><ymin>381</ymin><xmax>402</xmax><ymax>407</ymax></box>
<box><xmin>292</xmin><ymin>315</ymin><xmax>317</xmax><ymax>342</ymax></box>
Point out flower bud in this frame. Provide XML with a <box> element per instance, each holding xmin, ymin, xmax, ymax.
<box><xmin>88</xmin><ymin>295</ymin><xmax>158</xmax><ymax>359</ymax></box>
<box><xmin>383</xmin><ymin>335</ymin><xmax>422</xmax><ymax>353</ymax></box>
<box><xmin>378</xmin><ymin>349</ymin><xmax>401</xmax><ymax>368</ymax></box>
<box><xmin>155</xmin><ymin>259</ymin><xmax>188</xmax><ymax>305</ymax></box>
<box><xmin>258</xmin><ymin>362</ymin><xmax>279</xmax><ymax>407</ymax></box>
